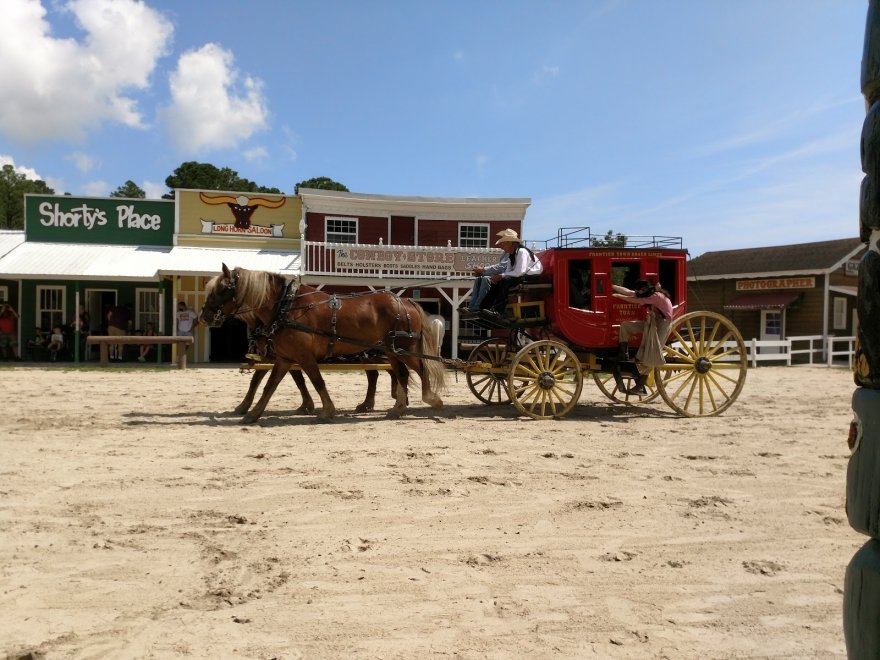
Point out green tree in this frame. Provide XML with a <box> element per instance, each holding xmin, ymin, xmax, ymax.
<box><xmin>294</xmin><ymin>176</ymin><xmax>349</xmax><ymax>195</ymax></box>
<box><xmin>109</xmin><ymin>180</ymin><xmax>146</xmax><ymax>199</ymax></box>
<box><xmin>0</xmin><ymin>164</ymin><xmax>55</xmax><ymax>229</ymax></box>
<box><xmin>162</xmin><ymin>161</ymin><xmax>282</xmax><ymax>199</ymax></box>
<box><xmin>590</xmin><ymin>229</ymin><xmax>627</xmax><ymax>247</ymax></box>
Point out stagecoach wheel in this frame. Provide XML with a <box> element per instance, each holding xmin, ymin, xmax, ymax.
<box><xmin>507</xmin><ymin>340</ymin><xmax>583</xmax><ymax>420</ymax></box>
<box><xmin>466</xmin><ymin>338</ymin><xmax>512</xmax><ymax>405</ymax></box>
<box><xmin>592</xmin><ymin>370</ymin><xmax>660</xmax><ymax>404</ymax></box>
<box><xmin>655</xmin><ymin>311</ymin><xmax>748</xmax><ymax>417</ymax></box>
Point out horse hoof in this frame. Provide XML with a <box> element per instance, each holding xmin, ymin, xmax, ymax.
<box><xmin>233</xmin><ymin>405</ymin><xmax>249</xmax><ymax>415</ymax></box>
<box><xmin>355</xmin><ymin>404</ymin><xmax>375</xmax><ymax>413</ymax></box>
<box><xmin>241</xmin><ymin>415</ymin><xmax>259</xmax><ymax>425</ymax></box>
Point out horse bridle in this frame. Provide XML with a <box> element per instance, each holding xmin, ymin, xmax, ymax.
<box><xmin>206</xmin><ymin>269</ymin><xmax>241</xmax><ymax>326</ymax></box>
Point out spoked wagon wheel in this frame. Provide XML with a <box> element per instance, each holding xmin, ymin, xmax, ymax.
<box><xmin>466</xmin><ymin>338</ymin><xmax>512</xmax><ymax>405</ymax></box>
<box><xmin>507</xmin><ymin>340</ymin><xmax>583</xmax><ymax>419</ymax></box>
<box><xmin>592</xmin><ymin>370</ymin><xmax>660</xmax><ymax>404</ymax></box>
<box><xmin>655</xmin><ymin>311</ymin><xmax>748</xmax><ymax>417</ymax></box>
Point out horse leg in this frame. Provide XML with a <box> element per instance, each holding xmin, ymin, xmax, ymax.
<box><xmin>385</xmin><ymin>360</ymin><xmax>410</xmax><ymax>419</ymax></box>
<box><xmin>290</xmin><ymin>370</ymin><xmax>316</xmax><ymax>414</ymax></box>
<box><xmin>355</xmin><ymin>369</ymin><xmax>379</xmax><ymax>413</ymax></box>
<box><xmin>299</xmin><ymin>359</ymin><xmax>336</xmax><ymax>421</ymax></box>
<box><xmin>243</xmin><ymin>362</ymin><xmax>290</xmax><ymax>424</ymax></box>
<box><xmin>235</xmin><ymin>369</ymin><xmax>267</xmax><ymax>414</ymax></box>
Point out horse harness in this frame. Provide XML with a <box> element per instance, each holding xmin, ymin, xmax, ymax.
<box><xmin>247</xmin><ymin>282</ymin><xmax>423</xmax><ymax>361</ymax></box>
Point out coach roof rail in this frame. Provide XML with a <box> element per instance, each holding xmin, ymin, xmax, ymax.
<box><xmin>531</xmin><ymin>226</ymin><xmax>683</xmax><ymax>250</ymax></box>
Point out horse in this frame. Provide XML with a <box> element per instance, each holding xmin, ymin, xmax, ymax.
<box><xmin>201</xmin><ymin>264</ymin><xmax>445</xmax><ymax>422</ymax></box>
<box><xmin>236</xmin><ymin>352</ymin><xmax>398</xmax><ymax>416</ymax></box>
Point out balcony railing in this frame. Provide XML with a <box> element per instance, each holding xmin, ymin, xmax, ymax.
<box><xmin>303</xmin><ymin>240</ymin><xmax>501</xmax><ymax>279</ymax></box>
<box><xmin>303</xmin><ymin>229</ymin><xmax>685</xmax><ymax>279</ymax></box>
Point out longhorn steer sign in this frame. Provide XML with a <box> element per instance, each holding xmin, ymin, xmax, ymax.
<box><xmin>199</xmin><ymin>192</ymin><xmax>286</xmax><ymax>229</ymax></box>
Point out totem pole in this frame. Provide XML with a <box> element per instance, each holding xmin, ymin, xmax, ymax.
<box><xmin>844</xmin><ymin>1</ymin><xmax>880</xmax><ymax>656</ymax></box>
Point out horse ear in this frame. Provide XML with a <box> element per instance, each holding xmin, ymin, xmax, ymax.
<box><xmin>222</xmin><ymin>263</ymin><xmax>231</xmax><ymax>279</ymax></box>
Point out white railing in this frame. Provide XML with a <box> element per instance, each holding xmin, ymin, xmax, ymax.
<box><xmin>789</xmin><ymin>335</ymin><xmax>824</xmax><ymax>364</ymax></box>
<box><xmin>826</xmin><ymin>335</ymin><xmax>856</xmax><ymax>368</ymax></box>
<box><xmin>669</xmin><ymin>335</ymin><xmax>855</xmax><ymax>369</ymax></box>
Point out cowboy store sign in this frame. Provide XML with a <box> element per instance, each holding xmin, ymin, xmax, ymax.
<box><xmin>25</xmin><ymin>194</ymin><xmax>174</xmax><ymax>246</ymax></box>
<box><xmin>335</xmin><ymin>247</ymin><xmax>493</xmax><ymax>274</ymax></box>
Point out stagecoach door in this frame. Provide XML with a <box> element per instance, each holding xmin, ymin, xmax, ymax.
<box><xmin>760</xmin><ymin>309</ymin><xmax>783</xmax><ymax>354</ymax></box>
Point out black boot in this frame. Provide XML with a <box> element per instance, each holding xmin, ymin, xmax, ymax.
<box><xmin>626</xmin><ymin>372</ymin><xmax>648</xmax><ymax>396</ymax></box>
<box><xmin>617</xmin><ymin>341</ymin><xmax>629</xmax><ymax>360</ymax></box>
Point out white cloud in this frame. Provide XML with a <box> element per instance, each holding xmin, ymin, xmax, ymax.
<box><xmin>0</xmin><ymin>0</ymin><xmax>173</xmax><ymax>143</ymax></box>
<box><xmin>0</xmin><ymin>154</ymin><xmax>42</xmax><ymax>180</ymax></box>
<box><xmin>67</xmin><ymin>151</ymin><xmax>98</xmax><ymax>174</ymax></box>
<box><xmin>243</xmin><ymin>146</ymin><xmax>268</xmax><ymax>163</ymax></box>
<box><xmin>81</xmin><ymin>179</ymin><xmax>110</xmax><ymax>197</ymax></box>
<box><xmin>142</xmin><ymin>180</ymin><xmax>167</xmax><ymax>199</ymax></box>
<box><xmin>160</xmin><ymin>43</ymin><xmax>269</xmax><ymax>154</ymax></box>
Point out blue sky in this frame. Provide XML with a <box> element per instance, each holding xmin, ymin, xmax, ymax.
<box><xmin>0</xmin><ymin>0</ymin><xmax>867</xmax><ymax>256</ymax></box>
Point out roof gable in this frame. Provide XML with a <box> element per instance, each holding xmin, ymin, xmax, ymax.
<box><xmin>688</xmin><ymin>238</ymin><xmax>864</xmax><ymax>279</ymax></box>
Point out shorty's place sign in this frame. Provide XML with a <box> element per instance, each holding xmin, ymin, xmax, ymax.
<box><xmin>736</xmin><ymin>277</ymin><xmax>815</xmax><ymax>291</ymax></box>
<box><xmin>25</xmin><ymin>195</ymin><xmax>174</xmax><ymax>246</ymax></box>
<box><xmin>335</xmin><ymin>247</ymin><xmax>497</xmax><ymax>274</ymax></box>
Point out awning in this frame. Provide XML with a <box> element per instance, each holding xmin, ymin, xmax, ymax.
<box><xmin>723</xmin><ymin>292</ymin><xmax>801</xmax><ymax>311</ymax></box>
<box><xmin>156</xmin><ymin>246</ymin><xmax>300</xmax><ymax>278</ymax></box>
<box><xmin>0</xmin><ymin>242</ymin><xmax>302</xmax><ymax>281</ymax></box>
<box><xmin>0</xmin><ymin>242</ymin><xmax>171</xmax><ymax>281</ymax></box>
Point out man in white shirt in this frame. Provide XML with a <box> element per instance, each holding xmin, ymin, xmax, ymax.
<box><xmin>176</xmin><ymin>301</ymin><xmax>196</xmax><ymax>338</ymax></box>
<box><xmin>465</xmin><ymin>228</ymin><xmax>543</xmax><ymax>316</ymax></box>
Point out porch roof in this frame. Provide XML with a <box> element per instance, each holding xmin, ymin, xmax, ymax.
<box><xmin>723</xmin><ymin>292</ymin><xmax>802</xmax><ymax>311</ymax></box>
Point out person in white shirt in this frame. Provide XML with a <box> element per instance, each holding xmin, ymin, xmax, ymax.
<box><xmin>176</xmin><ymin>301</ymin><xmax>196</xmax><ymax>339</ymax></box>
<box><xmin>464</xmin><ymin>228</ymin><xmax>543</xmax><ymax>316</ymax></box>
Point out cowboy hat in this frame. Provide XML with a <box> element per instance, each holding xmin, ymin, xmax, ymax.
<box><xmin>495</xmin><ymin>228</ymin><xmax>520</xmax><ymax>245</ymax></box>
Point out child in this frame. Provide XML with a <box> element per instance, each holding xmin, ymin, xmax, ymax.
<box><xmin>138</xmin><ymin>322</ymin><xmax>156</xmax><ymax>362</ymax></box>
<box><xmin>47</xmin><ymin>326</ymin><xmax>64</xmax><ymax>361</ymax></box>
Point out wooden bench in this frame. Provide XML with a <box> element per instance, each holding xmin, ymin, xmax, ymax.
<box><xmin>86</xmin><ymin>335</ymin><xmax>194</xmax><ymax>369</ymax></box>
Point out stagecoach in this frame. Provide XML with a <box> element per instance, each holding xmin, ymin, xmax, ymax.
<box><xmin>204</xmin><ymin>228</ymin><xmax>747</xmax><ymax>423</ymax></box>
<box><xmin>458</xmin><ymin>228</ymin><xmax>748</xmax><ymax>419</ymax></box>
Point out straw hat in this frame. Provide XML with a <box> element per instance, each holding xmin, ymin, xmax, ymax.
<box><xmin>495</xmin><ymin>228</ymin><xmax>520</xmax><ymax>245</ymax></box>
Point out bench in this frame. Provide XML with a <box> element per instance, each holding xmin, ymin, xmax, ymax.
<box><xmin>86</xmin><ymin>335</ymin><xmax>194</xmax><ymax>369</ymax></box>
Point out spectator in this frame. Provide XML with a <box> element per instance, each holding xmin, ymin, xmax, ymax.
<box><xmin>138</xmin><ymin>321</ymin><xmax>157</xmax><ymax>362</ymax></box>
<box><xmin>106</xmin><ymin>303</ymin><xmax>132</xmax><ymax>362</ymax></box>
<box><xmin>176</xmin><ymin>301</ymin><xmax>196</xmax><ymax>342</ymax></box>
<box><xmin>0</xmin><ymin>301</ymin><xmax>20</xmax><ymax>361</ymax></box>
<box><xmin>70</xmin><ymin>303</ymin><xmax>91</xmax><ymax>360</ymax></box>
<box><xmin>47</xmin><ymin>326</ymin><xmax>65</xmax><ymax>361</ymax></box>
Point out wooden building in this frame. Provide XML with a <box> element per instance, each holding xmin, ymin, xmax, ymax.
<box><xmin>687</xmin><ymin>238</ymin><xmax>865</xmax><ymax>347</ymax></box>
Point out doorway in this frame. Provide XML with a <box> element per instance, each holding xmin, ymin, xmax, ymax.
<box><xmin>760</xmin><ymin>309</ymin><xmax>783</xmax><ymax>353</ymax></box>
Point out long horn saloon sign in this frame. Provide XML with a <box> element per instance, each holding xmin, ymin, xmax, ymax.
<box><xmin>198</xmin><ymin>192</ymin><xmax>287</xmax><ymax>237</ymax></box>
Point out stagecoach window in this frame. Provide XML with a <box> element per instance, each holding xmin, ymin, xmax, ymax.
<box><xmin>459</xmin><ymin>224</ymin><xmax>489</xmax><ymax>248</ymax></box>
<box><xmin>326</xmin><ymin>217</ymin><xmax>357</xmax><ymax>244</ymax></box>
<box><xmin>611</xmin><ymin>262</ymin><xmax>640</xmax><ymax>289</ymax></box>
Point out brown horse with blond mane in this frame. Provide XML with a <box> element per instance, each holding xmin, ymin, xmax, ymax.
<box><xmin>201</xmin><ymin>264</ymin><xmax>445</xmax><ymax>422</ymax></box>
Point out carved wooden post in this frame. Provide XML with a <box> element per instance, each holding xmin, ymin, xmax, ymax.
<box><xmin>844</xmin><ymin>2</ymin><xmax>880</xmax><ymax>656</ymax></box>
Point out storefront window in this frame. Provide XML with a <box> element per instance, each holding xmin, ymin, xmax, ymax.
<box><xmin>326</xmin><ymin>217</ymin><xmax>357</xmax><ymax>243</ymax></box>
<box><xmin>459</xmin><ymin>224</ymin><xmax>489</xmax><ymax>248</ymax></box>
<box><xmin>37</xmin><ymin>286</ymin><xmax>65</xmax><ymax>331</ymax></box>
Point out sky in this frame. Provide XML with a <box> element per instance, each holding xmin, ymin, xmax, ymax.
<box><xmin>0</xmin><ymin>0</ymin><xmax>869</xmax><ymax>257</ymax></box>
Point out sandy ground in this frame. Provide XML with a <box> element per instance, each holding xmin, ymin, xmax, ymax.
<box><xmin>0</xmin><ymin>363</ymin><xmax>863</xmax><ymax>659</ymax></box>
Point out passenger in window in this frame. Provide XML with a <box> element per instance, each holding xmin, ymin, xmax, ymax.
<box><xmin>570</xmin><ymin>268</ymin><xmax>591</xmax><ymax>309</ymax></box>
<box><xmin>613</xmin><ymin>280</ymin><xmax>673</xmax><ymax>394</ymax></box>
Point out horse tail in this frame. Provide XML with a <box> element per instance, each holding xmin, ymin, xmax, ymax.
<box><xmin>411</xmin><ymin>303</ymin><xmax>446</xmax><ymax>393</ymax></box>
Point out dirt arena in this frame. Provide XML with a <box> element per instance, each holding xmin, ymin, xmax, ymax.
<box><xmin>0</xmin><ymin>363</ymin><xmax>863</xmax><ymax>659</ymax></box>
